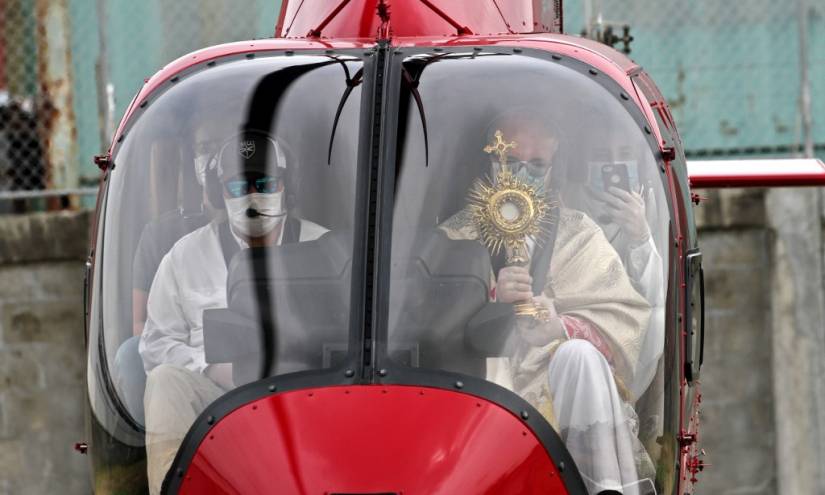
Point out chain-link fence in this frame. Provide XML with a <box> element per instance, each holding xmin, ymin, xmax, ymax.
<box><xmin>0</xmin><ymin>0</ymin><xmax>279</xmax><ymax>213</ymax></box>
<box><xmin>1</xmin><ymin>0</ymin><xmax>823</xmax><ymax>213</ymax></box>
<box><xmin>565</xmin><ymin>0</ymin><xmax>825</xmax><ymax>159</ymax></box>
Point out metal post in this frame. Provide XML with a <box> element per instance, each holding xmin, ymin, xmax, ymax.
<box><xmin>0</xmin><ymin>0</ymin><xmax>7</xmax><ymax>90</ymax></box>
<box><xmin>95</xmin><ymin>0</ymin><xmax>115</xmax><ymax>147</ymax></box>
<box><xmin>797</xmin><ymin>0</ymin><xmax>814</xmax><ymax>159</ymax></box>
<box><xmin>34</xmin><ymin>0</ymin><xmax>79</xmax><ymax>208</ymax></box>
<box><xmin>583</xmin><ymin>0</ymin><xmax>593</xmax><ymax>37</ymax></box>
<box><xmin>582</xmin><ymin>0</ymin><xmax>604</xmax><ymax>42</ymax></box>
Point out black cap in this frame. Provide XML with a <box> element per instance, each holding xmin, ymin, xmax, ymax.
<box><xmin>216</xmin><ymin>130</ymin><xmax>286</xmax><ymax>179</ymax></box>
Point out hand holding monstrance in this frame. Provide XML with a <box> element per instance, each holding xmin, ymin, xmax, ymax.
<box><xmin>468</xmin><ymin>130</ymin><xmax>555</xmax><ymax>321</ymax></box>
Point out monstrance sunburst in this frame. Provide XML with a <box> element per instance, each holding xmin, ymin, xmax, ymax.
<box><xmin>468</xmin><ymin>129</ymin><xmax>555</xmax><ymax>320</ymax></box>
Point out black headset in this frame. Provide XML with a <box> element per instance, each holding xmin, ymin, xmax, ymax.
<box><xmin>204</xmin><ymin>129</ymin><xmax>297</xmax><ymax>210</ymax></box>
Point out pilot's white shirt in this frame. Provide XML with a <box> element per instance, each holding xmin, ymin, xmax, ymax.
<box><xmin>139</xmin><ymin>217</ymin><xmax>327</xmax><ymax>374</ymax></box>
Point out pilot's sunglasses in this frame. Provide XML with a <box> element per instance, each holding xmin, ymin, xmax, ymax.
<box><xmin>223</xmin><ymin>176</ymin><xmax>282</xmax><ymax>198</ymax></box>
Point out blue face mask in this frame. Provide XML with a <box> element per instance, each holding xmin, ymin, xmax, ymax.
<box><xmin>493</xmin><ymin>158</ymin><xmax>551</xmax><ymax>192</ymax></box>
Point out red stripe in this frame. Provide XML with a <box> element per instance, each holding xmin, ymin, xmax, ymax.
<box><xmin>560</xmin><ymin>315</ymin><xmax>614</xmax><ymax>364</ymax></box>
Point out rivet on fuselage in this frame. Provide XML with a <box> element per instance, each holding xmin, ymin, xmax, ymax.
<box><xmin>268</xmin><ymin>384</ymin><xmax>277</xmax><ymax>392</ymax></box>
<box><xmin>455</xmin><ymin>381</ymin><xmax>464</xmax><ymax>389</ymax></box>
<box><xmin>206</xmin><ymin>416</ymin><xmax>215</xmax><ymax>425</ymax></box>
<box><xmin>345</xmin><ymin>369</ymin><xmax>355</xmax><ymax>377</ymax></box>
<box><xmin>378</xmin><ymin>368</ymin><xmax>388</xmax><ymax>377</ymax></box>
<box><xmin>520</xmin><ymin>411</ymin><xmax>529</xmax><ymax>420</ymax></box>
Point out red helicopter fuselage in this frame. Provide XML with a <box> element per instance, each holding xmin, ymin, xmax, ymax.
<box><xmin>84</xmin><ymin>1</ymin><xmax>825</xmax><ymax>494</ymax></box>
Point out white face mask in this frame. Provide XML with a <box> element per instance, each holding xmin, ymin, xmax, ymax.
<box><xmin>194</xmin><ymin>154</ymin><xmax>211</xmax><ymax>186</ymax></box>
<box><xmin>224</xmin><ymin>192</ymin><xmax>285</xmax><ymax>238</ymax></box>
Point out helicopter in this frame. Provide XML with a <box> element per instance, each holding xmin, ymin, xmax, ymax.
<box><xmin>80</xmin><ymin>1</ymin><xmax>825</xmax><ymax>494</ymax></box>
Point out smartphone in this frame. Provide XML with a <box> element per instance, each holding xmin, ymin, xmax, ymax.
<box><xmin>601</xmin><ymin>163</ymin><xmax>631</xmax><ymax>192</ymax></box>
<box><xmin>586</xmin><ymin>161</ymin><xmax>639</xmax><ymax>193</ymax></box>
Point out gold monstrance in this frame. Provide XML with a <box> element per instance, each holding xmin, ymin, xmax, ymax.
<box><xmin>469</xmin><ymin>130</ymin><xmax>553</xmax><ymax>321</ymax></box>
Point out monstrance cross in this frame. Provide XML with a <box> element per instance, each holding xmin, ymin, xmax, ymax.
<box><xmin>483</xmin><ymin>130</ymin><xmax>517</xmax><ymax>168</ymax></box>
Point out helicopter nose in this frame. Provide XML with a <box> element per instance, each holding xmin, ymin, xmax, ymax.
<box><xmin>168</xmin><ymin>385</ymin><xmax>579</xmax><ymax>494</ymax></box>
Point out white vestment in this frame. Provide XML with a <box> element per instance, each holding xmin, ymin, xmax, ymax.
<box><xmin>140</xmin><ymin>218</ymin><xmax>326</xmax><ymax>494</ymax></box>
<box><xmin>442</xmin><ymin>207</ymin><xmax>654</xmax><ymax>494</ymax></box>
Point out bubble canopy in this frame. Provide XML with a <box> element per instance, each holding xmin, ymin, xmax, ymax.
<box><xmin>86</xmin><ymin>47</ymin><xmax>675</xmax><ymax>494</ymax></box>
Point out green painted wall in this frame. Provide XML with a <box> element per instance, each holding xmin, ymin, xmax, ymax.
<box><xmin>564</xmin><ymin>0</ymin><xmax>824</xmax><ymax>159</ymax></box>
<box><xmin>11</xmin><ymin>0</ymin><xmax>823</xmax><ymax>199</ymax></box>
<box><xmin>66</xmin><ymin>0</ymin><xmax>282</xmax><ymax>191</ymax></box>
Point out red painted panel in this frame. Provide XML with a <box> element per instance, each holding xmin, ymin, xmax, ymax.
<box><xmin>179</xmin><ymin>386</ymin><xmax>569</xmax><ymax>495</ymax></box>
<box><xmin>276</xmin><ymin>0</ymin><xmax>565</xmax><ymax>39</ymax></box>
<box><xmin>688</xmin><ymin>159</ymin><xmax>825</xmax><ymax>188</ymax></box>
<box><xmin>493</xmin><ymin>0</ymin><xmax>545</xmax><ymax>33</ymax></box>
<box><xmin>279</xmin><ymin>0</ymin><xmax>509</xmax><ymax>39</ymax></box>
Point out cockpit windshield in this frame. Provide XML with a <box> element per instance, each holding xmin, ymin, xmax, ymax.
<box><xmin>88</xmin><ymin>47</ymin><xmax>672</xmax><ymax>495</ymax></box>
<box><xmin>386</xmin><ymin>51</ymin><xmax>671</xmax><ymax>494</ymax></box>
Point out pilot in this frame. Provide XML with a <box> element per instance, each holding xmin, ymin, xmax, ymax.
<box><xmin>439</xmin><ymin>113</ymin><xmax>653</xmax><ymax>494</ymax></box>
<box><xmin>139</xmin><ymin>129</ymin><xmax>327</xmax><ymax>494</ymax></box>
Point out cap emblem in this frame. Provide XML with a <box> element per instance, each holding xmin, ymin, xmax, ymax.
<box><xmin>239</xmin><ymin>140</ymin><xmax>256</xmax><ymax>159</ymax></box>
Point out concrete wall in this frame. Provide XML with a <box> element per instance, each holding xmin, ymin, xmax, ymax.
<box><xmin>695</xmin><ymin>187</ymin><xmax>825</xmax><ymax>494</ymax></box>
<box><xmin>0</xmin><ymin>211</ymin><xmax>91</xmax><ymax>494</ymax></box>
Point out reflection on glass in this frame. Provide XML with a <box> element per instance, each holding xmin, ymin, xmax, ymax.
<box><xmin>390</xmin><ymin>53</ymin><xmax>669</xmax><ymax>495</ymax></box>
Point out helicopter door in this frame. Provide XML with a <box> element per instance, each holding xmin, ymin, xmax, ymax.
<box><xmin>684</xmin><ymin>249</ymin><xmax>705</xmax><ymax>383</ymax></box>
